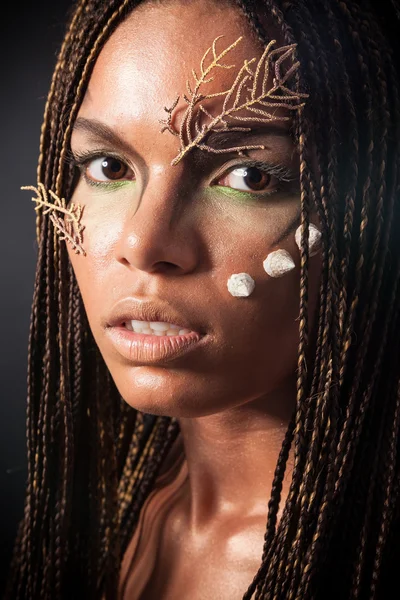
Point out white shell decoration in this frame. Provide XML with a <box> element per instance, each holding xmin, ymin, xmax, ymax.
<box><xmin>263</xmin><ymin>249</ymin><xmax>295</xmax><ymax>278</ymax></box>
<box><xmin>295</xmin><ymin>223</ymin><xmax>322</xmax><ymax>257</ymax></box>
<box><xmin>227</xmin><ymin>273</ymin><xmax>255</xmax><ymax>297</ymax></box>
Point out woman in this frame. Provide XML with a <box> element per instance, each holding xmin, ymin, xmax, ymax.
<box><xmin>6</xmin><ymin>0</ymin><xmax>400</xmax><ymax>598</ymax></box>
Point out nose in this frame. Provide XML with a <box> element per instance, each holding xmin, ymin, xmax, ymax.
<box><xmin>115</xmin><ymin>174</ymin><xmax>200</xmax><ymax>275</ymax></box>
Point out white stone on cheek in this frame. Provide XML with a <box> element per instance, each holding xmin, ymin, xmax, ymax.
<box><xmin>295</xmin><ymin>223</ymin><xmax>322</xmax><ymax>257</ymax></box>
<box><xmin>227</xmin><ymin>273</ymin><xmax>255</xmax><ymax>297</ymax></box>
<box><xmin>263</xmin><ymin>249</ymin><xmax>296</xmax><ymax>278</ymax></box>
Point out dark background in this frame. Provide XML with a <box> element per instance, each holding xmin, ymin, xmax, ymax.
<box><xmin>0</xmin><ymin>0</ymin><xmax>72</xmax><ymax>592</ymax></box>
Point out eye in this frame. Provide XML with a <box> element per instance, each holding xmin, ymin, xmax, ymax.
<box><xmin>84</xmin><ymin>156</ymin><xmax>134</xmax><ymax>183</ymax></box>
<box><xmin>216</xmin><ymin>165</ymin><xmax>277</xmax><ymax>194</ymax></box>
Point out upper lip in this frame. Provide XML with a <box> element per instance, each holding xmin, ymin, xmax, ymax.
<box><xmin>104</xmin><ymin>297</ymin><xmax>205</xmax><ymax>334</ymax></box>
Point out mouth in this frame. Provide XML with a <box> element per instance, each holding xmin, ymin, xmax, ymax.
<box><xmin>104</xmin><ymin>299</ymin><xmax>208</xmax><ymax>364</ymax></box>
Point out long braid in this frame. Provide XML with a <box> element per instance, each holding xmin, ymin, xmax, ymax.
<box><xmin>336</xmin><ymin>6</ymin><xmax>398</xmax><ymax>596</ymax></box>
<box><xmin>234</xmin><ymin>7</ymin><xmax>310</xmax><ymax>598</ymax></box>
<box><xmin>234</xmin><ymin>12</ymin><xmax>303</xmax><ymax>593</ymax></box>
<box><xmin>297</xmin><ymin>2</ymin><xmax>399</xmax><ymax>598</ymax></box>
<box><xmin>11</xmin><ymin>223</ymin><xmax>47</xmax><ymax>599</ymax></box>
<box><xmin>331</xmin><ymin>0</ymin><xmax>395</xmax><ymax>520</ymax></box>
<box><xmin>237</xmin><ymin>1</ymin><xmax>400</xmax><ymax>598</ymax></box>
<box><xmin>371</xmin><ymin>386</ymin><xmax>400</xmax><ymax>598</ymax></box>
<box><xmin>351</xmin><ymin>277</ymin><xmax>400</xmax><ymax>598</ymax></box>
<box><xmin>36</xmin><ymin>0</ymin><xmax>89</xmax><ymax>239</ymax></box>
<box><xmin>280</xmin><ymin>3</ymin><xmax>344</xmax><ymax>595</ymax></box>
<box><xmin>265</xmin><ymin>5</ymin><xmax>381</xmax><ymax>596</ymax></box>
<box><xmin>267</xmin><ymin>110</ymin><xmax>313</xmax><ymax>600</ymax></box>
<box><xmin>119</xmin><ymin>418</ymin><xmax>181</xmax><ymax>555</ymax></box>
<box><xmin>255</xmin><ymin>5</ymin><xmax>333</xmax><ymax>597</ymax></box>
<box><xmin>275</xmin><ymin>4</ymin><xmax>339</xmax><ymax>594</ymax></box>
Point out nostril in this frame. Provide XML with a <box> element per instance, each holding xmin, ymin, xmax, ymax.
<box><xmin>120</xmin><ymin>257</ymin><xmax>183</xmax><ymax>273</ymax></box>
<box><xmin>153</xmin><ymin>261</ymin><xmax>183</xmax><ymax>274</ymax></box>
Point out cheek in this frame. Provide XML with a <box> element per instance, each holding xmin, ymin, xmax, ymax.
<box><xmin>217</xmin><ymin>258</ymin><xmax>301</xmax><ymax>392</ymax></box>
<box><xmin>201</xmin><ymin>205</ymin><xmax>320</xmax><ymax>393</ymax></box>
<box><xmin>66</xmin><ymin>191</ymin><xmax>131</xmax><ymax>303</ymax></box>
<box><xmin>200</xmin><ymin>198</ymin><xmax>300</xmax><ymax>298</ymax></box>
<box><xmin>69</xmin><ymin>180</ymin><xmax>139</xmax><ymax>266</ymax></box>
<box><xmin>66</xmin><ymin>214</ymin><xmax>123</xmax><ymax>328</ymax></box>
<box><xmin>81</xmin><ymin>204</ymin><xmax>124</xmax><ymax>264</ymax></box>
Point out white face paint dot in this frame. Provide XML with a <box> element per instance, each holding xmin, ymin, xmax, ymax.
<box><xmin>227</xmin><ymin>273</ymin><xmax>255</xmax><ymax>297</ymax></box>
<box><xmin>263</xmin><ymin>249</ymin><xmax>295</xmax><ymax>278</ymax></box>
<box><xmin>295</xmin><ymin>223</ymin><xmax>322</xmax><ymax>257</ymax></box>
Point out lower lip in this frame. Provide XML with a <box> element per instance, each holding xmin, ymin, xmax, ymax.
<box><xmin>105</xmin><ymin>326</ymin><xmax>206</xmax><ymax>364</ymax></box>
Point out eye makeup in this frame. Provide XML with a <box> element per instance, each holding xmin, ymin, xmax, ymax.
<box><xmin>69</xmin><ymin>148</ymin><xmax>135</xmax><ymax>191</ymax></box>
<box><xmin>213</xmin><ymin>159</ymin><xmax>296</xmax><ymax>185</ymax></box>
<box><xmin>211</xmin><ymin>159</ymin><xmax>299</xmax><ymax>203</ymax></box>
<box><xmin>69</xmin><ymin>147</ymin><xmax>299</xmax><ymax>203</ymax></box>
<box><xmin>79</xmin><ymin>179</ymin><xmax>133</xmax><ymax>193</ymax></box>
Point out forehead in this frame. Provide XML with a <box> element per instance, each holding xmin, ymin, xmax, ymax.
<box><xmin>78</xmin><ymin>1</ymin><xmax>271</xmax><ymax>128</ymax></box>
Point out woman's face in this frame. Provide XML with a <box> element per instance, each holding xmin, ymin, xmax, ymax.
<box><xmin>68</xmin><ymin>0</ymin><xmax>321</xmax><ymax>418</ymax></box>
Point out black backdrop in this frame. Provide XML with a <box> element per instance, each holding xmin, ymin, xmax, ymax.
<box><xmin>0</xmin><ymin>0</ymin><xmax>72</xmax><ymax>592</ymax></box>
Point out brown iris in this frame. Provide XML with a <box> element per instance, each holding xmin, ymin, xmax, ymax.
<box><xmin>99</xmin><ymin>157</ymin><xmax>128</xmax><ymax>180</ymax></box>
<box><xmin>242</xmin><ymin>167</ymin><xmax>271</xmax><ymax>191</ymax></box>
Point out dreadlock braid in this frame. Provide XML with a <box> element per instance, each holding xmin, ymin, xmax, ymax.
<box><xmin>6</xmin><ymin>0</ymin><xmax>400</xmax><ymax>599</ymax></box>
<box><xmin>330</xmin><ymin>0</ymin><xmax>399</xmax><ymax>514</ymax></box>
<box><xmin>238</xmin><ymin>1</ymin><xmax>400</xmax><ymax>598</ymax></box>
<box><xmin>277</xmin><ymin>5</ymin><xmax>342</xmax><ymax>596</ymax></box>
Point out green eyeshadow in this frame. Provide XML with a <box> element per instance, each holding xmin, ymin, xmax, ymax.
<box><xmin>207</xmin><ymin>185</ymin><xmax>272</xmax><ymax>204</ymax></box>
<box><xmin>84</xmin><ymin>178</ymin><xmax>134</xmax><ymax>193</ymax></box>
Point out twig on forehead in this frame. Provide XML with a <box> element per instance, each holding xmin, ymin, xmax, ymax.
<box><xmin>159</xmin><ymin>35</ymin><xmax>308</xmax><ymax>165</ymax></box>
<box><xmin>22</xmin><ymin>183</ymin><xmax>86</xmax><ymax>255</ymax></box>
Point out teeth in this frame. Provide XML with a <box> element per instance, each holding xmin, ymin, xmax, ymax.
<box><xmin>149</xmin><ymin>322</ymin><xmax>172</xmax><ymax>331</ymax></box>
<box><xmin>124</xmin><ymin>320</ymin><xmax>192</xmax><ymax>336</ymax></box>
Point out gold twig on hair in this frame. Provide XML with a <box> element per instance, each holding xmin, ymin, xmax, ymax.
<box><xmin>160</xmin><ymin>35</ymin><xmax>308</xmax><ymax>165</ymax></box>
<box><xmin>21</xmin><ymin>183</ymin><xmax>86</xmax><ymax>256</ymax></box>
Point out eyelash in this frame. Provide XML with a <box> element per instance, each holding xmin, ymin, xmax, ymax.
<box><xmin>69</xmin><ymin>150</ymin><xmax>296</xmax><ymax>196</ymax></box>
<box><xmin>212</xmin><ymin>159</ymin><xmax>295</xmax><ymax>197</ymax></box>
<box><xmin>69</xmin><ymin>150</ymin><xmax>133</xmax><ymax>189</ymax></box>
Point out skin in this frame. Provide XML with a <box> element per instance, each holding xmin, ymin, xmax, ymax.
<box><xmin>67</xmin><ymin>0</ymin><xmax>322</xmax><ymax>597</ymax></box>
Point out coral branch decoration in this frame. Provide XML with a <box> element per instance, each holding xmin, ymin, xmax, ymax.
<box><xmin>160</xmin><ymin>35</ymin><xmax>308</xmax><ymax>165</ymax></box>
<box><xmin>22</xmin><ymin>183</ymin><xmax>86</xmax><ymax>255</ymax></box>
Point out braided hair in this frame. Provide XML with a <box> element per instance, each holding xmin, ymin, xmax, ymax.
<box><xmin>6</xmin><ymin>1</ymin><xmax>400</xmax><ymax>598</ymax></box>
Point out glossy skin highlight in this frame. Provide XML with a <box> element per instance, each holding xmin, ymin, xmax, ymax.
<box><xmin>67</xmin><ymin>1</ymin><xmax>321</xmax><ymax>597</ymax></box>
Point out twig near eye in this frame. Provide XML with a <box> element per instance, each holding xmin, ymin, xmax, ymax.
<box><xmin>21</xmin><ymin>183</ymin><xmax>86</xmax><ymax>256</ymax></box>
<box><xmin>159</xmin><ymin>35</ymin><xmax>308</xmax><ymax>165</ymax></box>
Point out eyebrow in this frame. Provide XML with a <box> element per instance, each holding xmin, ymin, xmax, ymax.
<box><xmin>72</xmin><ymin>117</ymin><xmax>290</xmax><ymax>157</ymax></box>
<box><xmin>72</xmin><ymin>117</ymin><xmax>137</xmax><ymax>157</ymax></box>
<box><xmin>204</xmin><ymin>124</ymin><xmax>291</xmax><ymax>151</ymax></box>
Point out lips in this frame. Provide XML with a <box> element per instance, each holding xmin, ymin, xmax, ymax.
<box><xmin>103</xmin><ymin>297</ymin><xmax>208</xmax><ymax>364</ymax></box>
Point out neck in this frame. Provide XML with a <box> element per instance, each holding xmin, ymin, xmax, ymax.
<box><xmin>176</xmin><ymin>376</ymin><xmax>296</xmax><ymax>533</ymax></box>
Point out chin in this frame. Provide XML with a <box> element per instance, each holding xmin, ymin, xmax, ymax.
<box><xmin>109</xmin><ymin>363</ymin><xmax>247</xmax><ymax>419</ymax></box>
<box><xmin>109</xmin><ymin>364</ymin><xmax>208</xmax><ymax>418</ymax></box>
